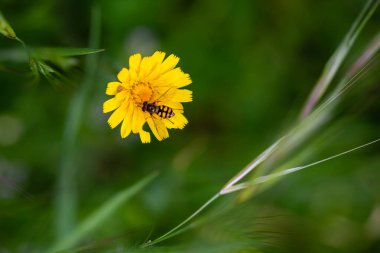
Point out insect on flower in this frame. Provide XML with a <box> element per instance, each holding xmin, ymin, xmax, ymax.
<box><xmin>103</xmin><ymin>51</ymin><xmax>192</xmax><ymax>143</ymax></box>
<box><xmin>142</xmin><ymin>102</ymin><xmax>175</xmax><ymax>119</ymax></box>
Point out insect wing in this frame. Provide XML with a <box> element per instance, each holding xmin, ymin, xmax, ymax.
<box><xmin>146</xmin><ymin>114</ymin><xmax>169</xmax><ymax>141</ymax></box>
<box><xmin>152</xmin><ymin>87</ymin><xmax>177</xmax><ymax>103</ymax></box>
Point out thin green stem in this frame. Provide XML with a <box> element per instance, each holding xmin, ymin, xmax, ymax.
<box><xmin>142</xmin><ymin>193</ymin><xmax>220</xmax><ymax>248</ymax></box>
<box><xmin>223</xmin><ymin>138</ymin><xmax>380</xmax><ymax>194</ymax></box>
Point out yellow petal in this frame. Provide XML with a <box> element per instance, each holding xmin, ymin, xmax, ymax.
<box><xmin>120</xmin><ymin>102</ymin><xmax>132</xmax><ymax>138</ymax></box>
<box><xmin>151</xmin><ymin>87</ymin><xmax>177</xmax><ymax>102</ymax></box>
<box><xmin>139</xmin><ymin>56</ymin><xmax>155</xmax><ymax>79</ymax></box>
<box><xmin>129</xmin><ymin>69</ymin><xmax>138</xmax><ymax>82</ymax></box>
<box><xmin>160</xmin><ymin>54</ymin><xmax>179</xmax><ymax>74</ymax></box>
<box><xmin>131</xmin><ymin>108</ymin><xmax>145</xmax><ymax>133</ymax></box>
<box><xmin>162</xmin><ymin>68</ymin><xmax>191</xmax><ymax>88</ymax></box>
<box><xmin>170</xmin><ymin>113</ymin><xmax>188</xmax><ymax>129</ymax></box>
<box><xmin>115</xmin><ymin>90</ymin><xmax>128</xmax><ymax>100</ymax></box>
<box><xmin>171</xmin><ymin>89</ymin><xmax>192</xmax><ymax>103</ymax></box>
<box><xmin>104</xmin><ymin>90</ymin><xmax>130</xmax><ymax>113</ymax></box>
<box><xmin>175</xmin><ymin>72</ymin><xmax>192</xmax><ymax>88</ymax></box>
<box><xmin>163</xmin><ymin>118</ymin><xmax>176</xmax><ymax>129</ymax></box>
<box><xmin>146</xmin><ymin>51</ymin><xmax>167</xmax><ymax>81</ymax></box>
<box><xmin>106</xmin><ymin>82</ymin><xmax>121</xmax><ymax>95</ymax></box>
<box><xmin>103</xmin><ymin>97</ymin><xmax>121</xmax><ymax>113</ymax></box>
<box><xmin>152</xmin><ymin>87</ymin><xmax>191</xmax><ymax>104</ymax></box>
<box><xmin>139</xmin><ymin>128</ymin><xmax>151</xmax><ymax>143</ymax></box>
<box><xmin>120</xmin><ymin>119</ymin><xmax>131</xmax><ymax>138</ymax></box>
<box><xmin>147</xmin><ymin>116</ymin><xmax>169</xmax><ymax>141</ymax></box>
<box><xmin>147</xmin><ymin>117</ymin><xmax>159</xmax><ymax>140</ymax></box>
<box><xmin>117</xmin><ymin>68</ymin><xmax>129</xmax><ymax>83</ymax></box>
<box><xmin>108</xmin><ymin>105</ymin><xmax>127</xmax><ymax>129</ymax></box>
<box><xmin>129</xmin><ymin>53</ymin><xmax>142</xmax><ymax>75</ymax></box>
<box><xmin>130</xmin><ymin>108</ymin><xmax>137</xmax><ymax>133</ymax></box>
<box><xmin>154</xmin><ymin>68</ymin><xmax>189</xmax><ymax>87</ymax></box>
<box><xmin>151</xmin><ymin>51</ymin><xmax>166</xmax><ymax>64</ymax></box>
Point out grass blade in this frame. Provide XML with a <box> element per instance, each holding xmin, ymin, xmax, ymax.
<box><xmin>235</xmin><ymin>0</ymin><xmax>380</xmax><ymax>202</ymax></box>
<box><xmin>32</xmin><ymin>47</ymin><xmax>104</xmax><ymax>57</ymax></box>
<box><xmin>48</xmin><ymin>172</ymin><xmax>158</xmax><ymax>253</ymax></box>
<box><xmin>54</xmin><ymin>5</ymin><xmax>102</xmax><ymax>238</ymax></box>
<box><xmin>300</xmin><ymin>0</ymin><xmax>380</xmax><ymax>118</ymax></box>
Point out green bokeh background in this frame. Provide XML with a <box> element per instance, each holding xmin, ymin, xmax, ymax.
<box><xmin>1</xmin><ymin>0</ymin><xmax>380</xmax><ymax>252</ymax></box>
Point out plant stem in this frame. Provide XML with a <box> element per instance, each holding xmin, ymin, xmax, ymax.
<box><xmin>142</xmin><ymin>193</ymin><xmax>220</xmax><ymax>248</ymax></box>
<box><xmin>225</xmin><ymin>138</ymin><xmax>380</xmax><ymax>193</ymax></box>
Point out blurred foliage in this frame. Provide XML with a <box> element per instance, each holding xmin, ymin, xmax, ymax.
<box><xmin>0</xmin><ymin>0</ymin><xmax>380</xmax><ymax>252</ymax></box>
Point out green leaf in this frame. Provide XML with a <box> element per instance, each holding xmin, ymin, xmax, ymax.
<box><xmin>0</xmin><ymin>11</ymin><xmax>17</xmax><ymax>39</ymax></box>
<box><xmin>47</xmin><ymin>172</ymin><xmax>158</xmax><ymax>253</ymax></box>
<box><xmin>33</xmin><ymin>47</ymin><xmax>104</xmax><ymax>57</ymax></box>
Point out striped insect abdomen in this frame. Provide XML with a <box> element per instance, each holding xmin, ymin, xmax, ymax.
<box><xmin>157</xmin><ymin>105</ymin><xmax>175</xmax><ymax>118</ymax></box>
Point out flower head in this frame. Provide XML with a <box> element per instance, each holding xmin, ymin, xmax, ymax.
<box><xmin>103</xmin><ymin>51</ymin><xmax>192</xmax><ymax>143</ymax></box>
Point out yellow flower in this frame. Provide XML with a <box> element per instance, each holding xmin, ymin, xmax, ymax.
<box><xmin>103</xmin><ymin>51</ymin><xmax>192</xmax><ymax>143</ymax></box>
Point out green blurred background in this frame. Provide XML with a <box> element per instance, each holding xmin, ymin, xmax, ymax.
<box><xmin>1</xmin><ymin>0</ymin><xmax>380</xmax><ymax>252</ymax></box>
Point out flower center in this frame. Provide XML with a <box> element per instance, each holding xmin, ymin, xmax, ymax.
<box><xmin>131</xmin><ymin>82</ymin><xmax>153</xmax><ymax>105</ymax></box>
